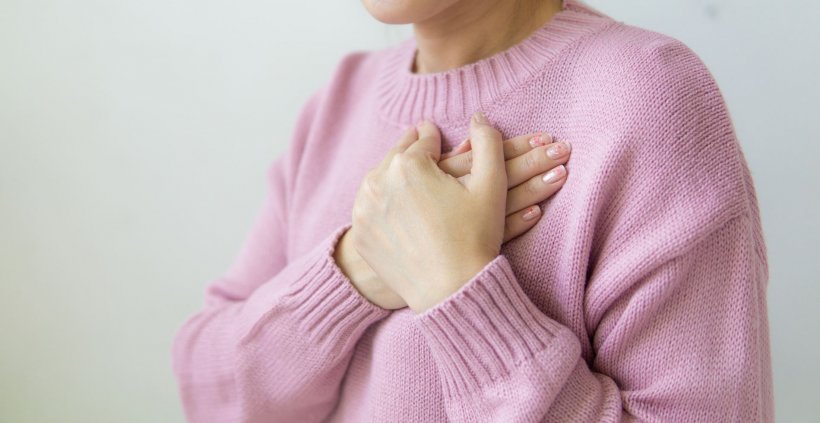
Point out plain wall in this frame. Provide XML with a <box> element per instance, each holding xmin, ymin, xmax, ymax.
<box><xmin>1</xmin><ymin>0</ymin><xmax>817</xmax><ymax>421</ymax></box>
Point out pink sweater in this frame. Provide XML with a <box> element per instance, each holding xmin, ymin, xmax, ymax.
<box><xmin>170</xmin><ymin>1</ymin><xmax>773</xmax><ymax>421</ymax></box>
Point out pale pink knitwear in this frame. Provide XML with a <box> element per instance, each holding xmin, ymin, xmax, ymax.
<box><xmin>170</xmin><ymin>1</ymin><xmax>773</xmax><ymax>421</ymax></box>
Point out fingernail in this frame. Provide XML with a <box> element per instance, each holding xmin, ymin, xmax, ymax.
<box><xmin>522</xmin><ymin>205</ymin><xmax>541</xmax><ymax>221</ymax></box>
<box><xmin>472</xmin><ymin>111</ymin><xmax>489</xmax><ymax>125</ymax></box>
<box><xmin>546</xmin><ymin>142</ymin><xmax>569</xmax><ymax>159</ymax></box>
<box><xmin>553</xmin><ymin>136</ymin><xmax>570</xmax><ymax>151</ymax></box>
<box><xmin>542</xmin><ymin>165</ymin><xmax>566</xmax><ymax>183</ymax></box>
<box><xmin>529</xmin><ymin>133</ymin><xmax>544</xmax><ymax>148</ymax></box>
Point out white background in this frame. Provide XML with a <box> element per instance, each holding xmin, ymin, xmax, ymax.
<box><xmin>1</xmin><ymin>0</ymin><xmax>817</xmax><ymax>421</ymax></box>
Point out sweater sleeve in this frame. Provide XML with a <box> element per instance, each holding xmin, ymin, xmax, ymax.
<box><xmin>415</xmin><ymin>213</ymin><xmax>770</xmax><ymax>422</ymax></box>
<box><xmin>413</xmin><ymin>38</ymin><xmax>773</xmax><ymax>422</ymax></box>
<box><xmin>170</xmin><ymin>87</ymin><xmax>390</xmax><ymax>423</ymax></box>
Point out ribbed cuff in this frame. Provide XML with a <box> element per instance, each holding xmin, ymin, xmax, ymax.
<box><xmin>415</xmin><ymin>254</ymin><xmax>575</xmax><ymax>397</ymax></box>
<box><xmin>279</xmin><ymin>222</ymin><xmax>391</xmax><ymax>346</ymax></box>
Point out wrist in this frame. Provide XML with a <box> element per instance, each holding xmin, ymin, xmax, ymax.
<box><xmin>333</xmin><ymin>228</ymin><xmax>371</xmax><ymax>283</ymax></box>
<box><xmin>408</xmin><ymin>254</ymin><xmax>497</xmax><ymax>314</ymax></box>
<box><xmin>333</xmin><ymin>227</ymin><xmax>406</xmax><ymax>310</ymax></box>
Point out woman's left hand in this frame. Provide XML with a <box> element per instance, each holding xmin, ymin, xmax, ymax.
<box><xmin>350</xmin><ymin>112</ymin><xmax>508</xmax><ymax>314</ymax></box>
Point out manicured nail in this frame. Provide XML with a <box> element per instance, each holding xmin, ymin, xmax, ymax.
<box><xmin>553</xmin><ymin>137</ymin><xmax>570</xmax><ymax>152</ymax></box>
<box><xmin>546</xmin><ymin>142</ymin><xmax>569</xmax><ymax>159</ymax></box>
<box><xmin>522</xmin><ymin>205</ymin><xmax>541</xmax><ymax>221</ymax></box>
<box><xmin>529</xmin><ymin>133</ymin><xmax>546</xmax><ymax>148</ymax></box>
<box><xmin>472</xmin><ymin>111</ymin><xmax>489</xmax><ymax>125</ymax></box>
<box><xmin>542</xmin><ymin>165</ymin><xmax>566</xmax><ymax>183</ymax></box>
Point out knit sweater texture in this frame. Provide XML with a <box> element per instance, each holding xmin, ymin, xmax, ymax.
<box><xmin>170</xmin><ymin>0</ymin><xmax>773</xmax><ymax>421</ymax></box>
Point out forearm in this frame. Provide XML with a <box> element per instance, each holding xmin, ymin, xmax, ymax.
<box><xmin>171</xmin><ymin>224</ymin><xmax>390</xmax><ymax>423</ymax></box>
<box><xmin>416</xmin><ymin>216</ymin><xmax>772</xmax><ymax>422</ymax></box>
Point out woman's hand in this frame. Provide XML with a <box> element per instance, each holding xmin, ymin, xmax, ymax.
<box><xmin>334</xmin><ymin>117</ymin><xmax>571</xmax><ymax>311</ymax></box>
<box><xmin>349</xmin><ymin>112</ymin><xmax>505</xmax><ymax>314</ymax></box>
<box><xmin>344</xmin><ymin>112</ymin><xmax>517</xmax><ymax>314</ymax></box>
<box><xmin>334</xmin><ymin>223</ymin><xmax>409</xmax><ymax>309</ymax></box>
<box><xmin>438</xmin><ymin>131</ymin><xmax>571</xmax><ymax>240</ymax></box>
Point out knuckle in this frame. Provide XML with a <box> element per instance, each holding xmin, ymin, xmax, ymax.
<box><xmin>473</xmin><ymin>126</ymin><xmax>499</xmax><ymax>140</ymax></box>
<box><xmin>391</xmin><ymin>152</ymin><xmax>406</xmax><ymax>165</ymax></box>
<box><xmin>393</xmin><ymin>153</ymin><xmax>418</xmax><ymax>173</ymax></box>
<box><xmin>393</xmin><ymin>152</ymin><xmax>414</xmax><ymax>166</ymax></box>
<box><xmin>525</xmin><ymin>178</ymin><xmax>542</xmax><ymax>196</ymax></box>
<box><xmin>462</xmin><ymin>151</ymin><xmax>473</xmax><ymax>168</ymax></box>
<box><xmin>524</xmin><ymin>149</ymin><xmax>544</xmax><ymax>171</ymax></box>
<box><xmin>508</xmin><ymin>139</ymin><xmax>522</xmax><ymax>156</ymax></box>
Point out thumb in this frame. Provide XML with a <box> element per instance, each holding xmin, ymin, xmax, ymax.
<box><xmin>467</xmin><ymin>111</ymin><xmax>506</xmax><ymax>194</ymax></box>
<box><xmin>378</xmin><ymin>125</ymin><xmax>418</xmax><ymax>172</ymax></box>
<box><xmin>405</xmin><ymin>120</ymin><xmax>442</xmax><ymax>162</ymax></box>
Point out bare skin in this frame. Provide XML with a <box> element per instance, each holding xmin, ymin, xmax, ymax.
<box><xmin>335</xmin><ymin>128</ymin><xmax>571</xmax><ymax>310</ymax></box>
<box><xmin>362</xmin><ymin>0</ymin><xmax>564</xmax><ymax>72</ymax></box>
<box><xmin>335</xmin><ymin>0</ymin><xmax>569</xmax><ymax>311</ymax></box>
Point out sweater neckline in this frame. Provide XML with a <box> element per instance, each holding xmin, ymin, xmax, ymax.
<box><xmin>374</xmin><ymin>0</ymin><xmax>614</xmax><ymax>127</ymax></box>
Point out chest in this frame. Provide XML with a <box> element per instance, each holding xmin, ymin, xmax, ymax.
<box><xmin>285</xmin><ymin>116</ymin><xmax>470</xmax><ymax>260</ymax></box>
<box><xmin>284</xmin><ymin>114</ymin><xmax>597</xmax><ymax>359</ymax></box>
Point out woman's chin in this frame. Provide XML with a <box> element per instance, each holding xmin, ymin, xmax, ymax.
<box><xmin>360</xmin><ymin>0</ymin><xmax>456</xmax><ymax>25</ymax></box>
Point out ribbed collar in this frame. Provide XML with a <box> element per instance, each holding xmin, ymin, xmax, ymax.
<box><xmin>374</xmin><ymin>0</ymin><xmax>615</xmax><ymax>126</ymax></box>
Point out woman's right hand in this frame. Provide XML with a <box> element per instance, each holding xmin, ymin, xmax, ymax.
<box><xmin>333</xmin><ymin>129</ymin><xmax>572</xmax><ymax>310</ymax></box>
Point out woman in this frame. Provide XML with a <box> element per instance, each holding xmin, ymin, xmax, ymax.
<box><xmin>171</xmin><ymin>0</ymin><xmax>773</xmax><ymax>421</ymax></box>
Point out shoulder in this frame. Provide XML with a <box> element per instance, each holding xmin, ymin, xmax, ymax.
<box><xmin>558</xmin><ymin>23</ymin><xmax>756</xmax><ymax>252</ymax></box>
<box><xmin>576</xmin><ymin>23</ymin><xmax>739</xmax><ymax>166</ymax></box>
<box><xmin>583</xmin><ymin>25</ymin><xmax>741</xmax><ymax>173</ymax></box>
<box><xmin>577</xmin><ymin>22</ymin><xmax>745</xmax><ymax>194</ymax></box>
<box><xmin>279</xmin><ymin>43</ymin><xmax>403</xmax><ymax>171</ymax></box>
<box><xmin>288</xmin><ymin>45</ymin><xmax>391</xmax><ymax>138</ymax></box>
<box><xmin>577</xmin><ymin>19</ymin><xmax>709</xmax><ymax>73</ymax></box>
<box><xmin>570</xmin><ymin>21</ymin><xmax>721</xmax><ymax>112</ymax></box>
<box><xmin>307</xmin><ymin>42</ymin><xmax>405</xmax><ymax>110</ymax></box>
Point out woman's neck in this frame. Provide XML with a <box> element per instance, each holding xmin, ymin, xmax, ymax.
<box><xmin>411</xmin><ymin>0</ymin><xmax>564</xmax><ymax>74</ymax></box>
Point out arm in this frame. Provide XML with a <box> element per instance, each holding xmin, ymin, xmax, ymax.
<box><xmin>170</xmin><ymin>88</ymin><xmax>390</xmax><ymax>423</ymax></box>
<box><xmin>414</xmin><ymin>212</ymin><xmax>770</xmax><ymax>422</ymax></box>
<box><xmin>412</xmin><ymin>38</ymin><xmax>772</xmax><ymax>422</ymax></box>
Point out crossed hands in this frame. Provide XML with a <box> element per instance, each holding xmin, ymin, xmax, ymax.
<box><xmin>333</xmin><ymin>112</ymin><xmax>571</xmax><ymax>313</ymax></box>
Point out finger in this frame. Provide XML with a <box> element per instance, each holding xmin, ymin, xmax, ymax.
<box><xmin>441</xmin><ymin>138</ymin><xmax>471</xmax><ymax>160</ymax></box>
<box><xmin>438</xmin><ymin>149</ymin><xmax>472</xmax><ymax>178</ymax></box>
<box><xmin>505</xmin><ymin>164</ymin><xmax>567</xmax><ymax>215</ymax></box>
<box><xmin>502</xmin><ymin>132</ymin><xmax>553</xmax><ymax>159</ymax></box>
<box><xmin>503</xmin><ymin>205</ymin><xmax>542</xmax><ymax>243</ymax></box>
<box><xmin>379</xmin><ymin>126</ymin><xmax>418</xmax><ymax>170</ymax></box>
<box><xmin>438</xmin><ymin>132</ymin><xmax>559</xmax><ymax>179</ymax></box>
<box><xmin>505</xmin><ymin>140</ymin><xmax>571</xmax><ymax>188</ymax></box>
<box><xmin>466</xmin><ymin>111</ymin><xmax>506</xmax><ymax>193</ymax></box>
<box><xmin>405</xmin><ymin>120</ymin><xmax>442</xmax><ymax>162</ymax></box>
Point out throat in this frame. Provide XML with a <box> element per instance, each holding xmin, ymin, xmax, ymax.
<box><xmin>411</xmin><ymin>0</ymin><xmax>564</xmax><ymax>74</ymax></box>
